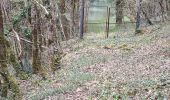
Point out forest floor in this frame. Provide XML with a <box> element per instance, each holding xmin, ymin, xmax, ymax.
<box><xmin>20</xmin><ymin>23</ymin><xmax>170</xmax><ymax>100</ymax></box>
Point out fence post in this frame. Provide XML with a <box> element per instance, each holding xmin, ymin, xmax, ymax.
<box><xmin>107</xmin><ymin>8</ymin><xmax>111</xmax><ymax>38</ymax></box>
<box><xmin>105</xmin><ymin>7</ymin><xmax>108</xmax><ymax>38</ymax></box>
<box><xmin>106</xmin><ymin>7</ymin><xmax>110</xmax><ymax>38</ymax></box>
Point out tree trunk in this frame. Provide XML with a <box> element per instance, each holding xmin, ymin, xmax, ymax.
<box><xmin>60</xmin><ymin>0</ymin><xmax>70</xmax><ymax>40</ymax></box>
<box><xmin>136</xmin><ymin>0</ymin><xmax>142</xmax><ymax>33</ymax></box>
<box><xmin>80</xmin><ymin>0</ymin><xmax>85</xmax><ymax>39</ymax></box>
<box><xmin>27</xmin><ymin>0</ymin><xmax>31</xmax><ymax>24</ymax></box>
<box><xmin>0</xmin><ymin>2</ymin><xmax>22</xmax><ymax>99</ymax></box>
<box><xmin>32</xmin><ymin>4</ymin><xmax>46</xmax><ymax>78</ymax></box>
<box><xmin>116</xmin><ymin>0</ymin><xmax>124</xmax><ymax>26</ymax></box>
<box><xmin>70</xmin><ymin>0</ymin><xmax>76</xmax><ymax>37</ymax></box>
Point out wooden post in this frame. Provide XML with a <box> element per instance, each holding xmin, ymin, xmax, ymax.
<box><xmin>107</xmin><ymin>8</ymin><xmax>110</xmax><ymax>38</ymax></box>
<box><xmin>135</xmin><ymin>0</ymin><xmax>142</xmax><ymax>33</ymax></box>
<box><xmin>105</xmin><ymin>7</ymin><xmax>108</xmax><ymax>38</ymax></box>
<box><xmin>106</xmin><ymin>7</ymin><xmax>110</xmax><ymax>38</ymax></box>
<box><xmin>80</xmin><ymin>0</ymin><xmax>85</xmax><ymax>39</ymax></box>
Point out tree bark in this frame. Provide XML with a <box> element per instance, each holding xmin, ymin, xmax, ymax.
<box><xmin>70</xmin><ymin>0</ymin><xmax>76</xmax><ymax>37</ymax></box>
<box><xmin>32</xmin><ymin>4</ymin><xmax>46</xmax><ymax>78</ymax></box>
<box><xmin>116</xmin><ymin>0</ymin><xmax>124</xmax><ymax>26</ymax></box>
<box><xmin>80</xmin><ymin>0</ymin><xmax>85</xmax><ymax>39</ymax></box>
<box><xmin>0</xmin><ymin>2</ymin><xmax>22</xmax><ymax>99</ymax></box>
<box><xmin>59</xmin><ymin>0</ymin><xmax>70</xmax><ymax>40</ymax></box>
<box><xmin>136</xmin><ymin>0</ymin><xmax>142</xmax><ymax>33</ymax></box>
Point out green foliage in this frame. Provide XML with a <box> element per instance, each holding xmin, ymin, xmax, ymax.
<box><xmin>12</xmin><ymin>5</ymin><xmax>31</xmax><ymax>26</ymax></box>
<box><xmin>65</xmin><ymin>71</ymin><xmax>93</xmax><ymax>83</ymax></box>
<box><xmin>21</xmin><ymin>27</ymin><xmax>32</xmax><ymax>39</ymax></box>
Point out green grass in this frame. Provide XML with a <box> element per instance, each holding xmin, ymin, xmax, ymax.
<box><xmin>70</xmin><ymin>53</ymin><xmax>112</xmax><ymax>68</ymax></box>
<box><xmin>26</xmin><ymin>71</ymin><xmax>94</xmax><ymax>100</ymax></box>
<box><xmin>24</xmin><ymin>24</ymin><xmax>170</xmax><ymax>99</ymax></box>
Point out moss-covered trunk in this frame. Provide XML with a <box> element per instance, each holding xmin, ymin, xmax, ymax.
<box><xmin>46</xmin><ymin>0</ymin><xmax>62</xmax><ymax>74</ymax></box>
<box><xmin>0</xmin><ymin>2</ymin><xmax>22</xmax><ymax>99</ymax></box>
<box><xmin>32</xmin><ymin>4</ymin><xmax>46</xmax><ymax>78</ymax></box>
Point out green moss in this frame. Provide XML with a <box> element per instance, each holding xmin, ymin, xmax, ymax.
<box><xmin>0</xmin><ymin>63</ymin><xmax>22</xmax><ymax>100</ymax></box>
<box><xmin>9</xmin><ymin>48</ymin><xmax>29</xmax><ymax>80</ymax></box>
<box><xmin>135</xmin><ymin>29</ymin><xmax>143</xmax><ymax>35</ymax></box>
<box><xmin>51</xmin><ymin>53</ymin><xmax>62</xmax><ymax>73</ymax></box>
<box><xmin>12</xmin><ymin>5</ymin><xmax>31</xmax><ymax>26</ymax></box>
<box><xmin>1</xmin><ymin>33</ymin><xmax>25</xmax><ymax>81</ymax></box>
<box><xmin>7</xmin><ymin>75</ymin><xmax>22</xmax><ymax>100</ymax></box>
<box><xmin>0</xmin><ymin>64</ymin><xmax>8</xmax><ymax>98</ymax></box>
<box><xmin>16</xmin><ymin>71</ymin><xmax>29</xmax><ymax>80</ymax></box>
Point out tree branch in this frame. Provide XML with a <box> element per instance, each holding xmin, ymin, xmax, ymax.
<box><xmin>32</xmin><ymin>0</ymin><xmax>49</xmax><ymax>15</ymax></box>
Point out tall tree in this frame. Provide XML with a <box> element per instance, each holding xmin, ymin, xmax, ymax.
<box><xmin>32</xmin><ymin>4</ymin><xmax>46</xmax><ymax>78</ymax></box>
<box><xmin>0</xmin><ymin>1</ymin><xmax>22</xmax><ymax>99</ymax></box>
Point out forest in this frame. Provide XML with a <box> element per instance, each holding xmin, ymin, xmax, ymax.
<box><xmin>0</xmin><ymin>0</ymin><xmax>170</xmax><ymax>99</ymax></box>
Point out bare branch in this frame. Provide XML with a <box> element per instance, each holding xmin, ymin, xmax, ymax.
<box><xmin>32</xmin><ymin>0</ymin><xmax>49</xmax><ymax>15</ymax></box>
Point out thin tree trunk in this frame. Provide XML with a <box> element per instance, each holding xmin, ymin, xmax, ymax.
<box><xmin>116</xmin><ymin>0</ymin><xmax>124</xmax><ymax>26</ymax></box>
<box><xmin>27</xmin><ymin>0</ymin><xmax>31</xmax><ymax>24</ymax></box>
<box><xmin>80</xmin><ymin>0</ymin><xmax>85</xmax><ymax>39</ymax></box>
<box><xmin>70</xmin><ymin>0</ymin><xmax>76</xmax><ymax>37</ymax></box>
<box><xmin>136</xmin><ymin>0</ymin><xmax>142</xmax><ymax>33</ymax></box>
<box><xmin>60</xmin><ymin>0</ymin><xmax>70</xmax><ymax>40</ymax></box>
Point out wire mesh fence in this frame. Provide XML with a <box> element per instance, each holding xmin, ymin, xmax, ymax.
<box><xmin>85</xmin><ymin>6</ymin><xmax>108</xmax><ymax>33</ymax></box>
<box><xmin>84</xmin><ymin>3</ymin><xmax>170</xmax><ymax>38</ymax></box>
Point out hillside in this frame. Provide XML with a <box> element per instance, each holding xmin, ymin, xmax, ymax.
<box><xmin>20</xmin><ymin>23</ymin><xmax>170</xmax><ymax>100</ymax></box>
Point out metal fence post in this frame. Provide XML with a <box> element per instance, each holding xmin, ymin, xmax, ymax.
<box><xmin>105</xmin><ymin>7</ymin><xmax>110</xmax><ymax>38</ymax></box>
<box><xmin>106</xmin><ymin>7</ymin><xmax>110</xmax><ymax>38</ymax></box>
<box><xmin>107</xmin><ymin>8</ymin><xmax>111</xmax><ymax>38</ymax></box>
<box><xmin>105</xmin><ymin>7</ymin><xmax>108</xmax><ymax>38</ymax></box>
